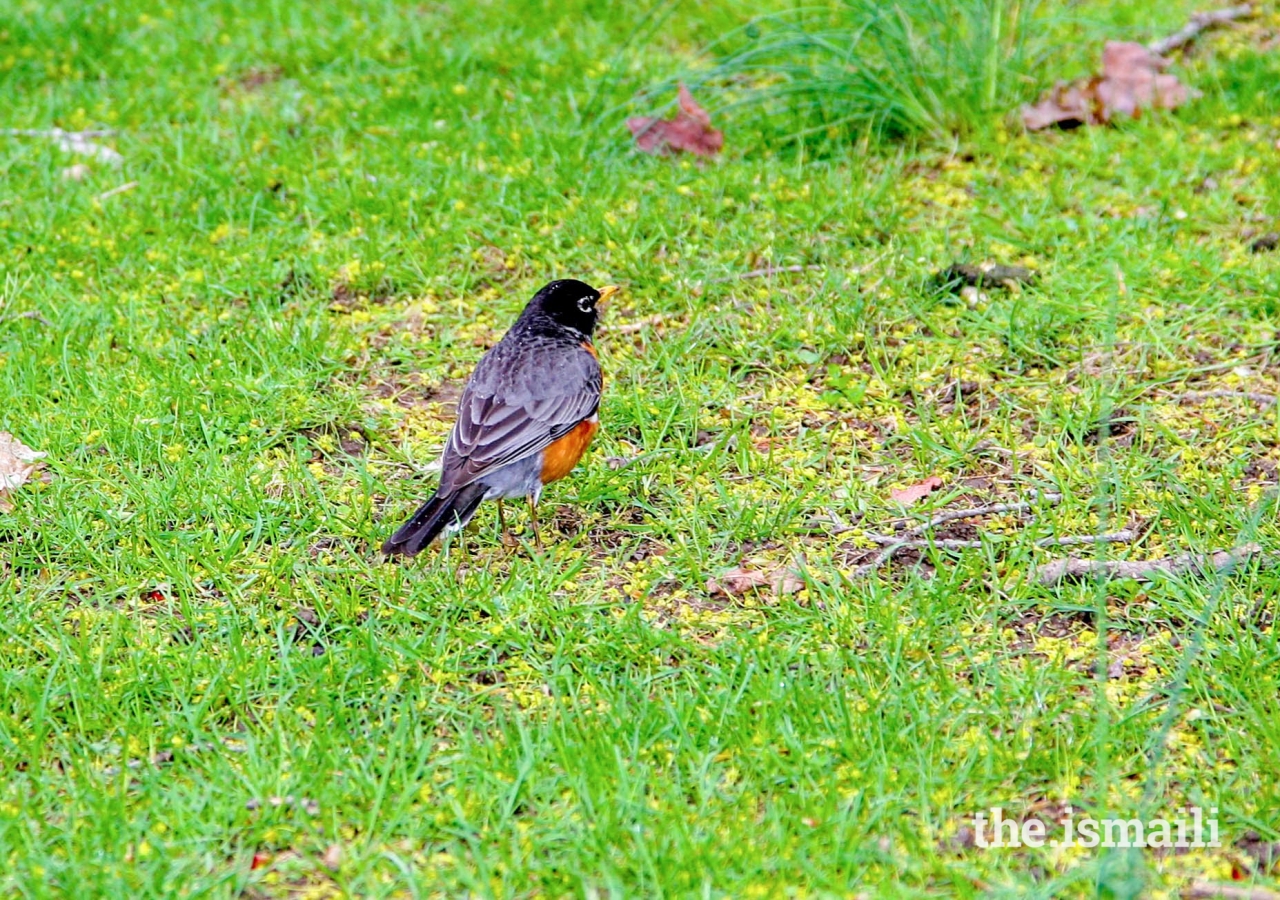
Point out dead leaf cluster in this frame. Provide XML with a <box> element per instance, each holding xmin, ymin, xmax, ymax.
<box><xmin>627</xmin><ymin>84</ymin><xmax>724</xmax><ymax>157</ymax></box>
<box><xmin>1022</xmin><ymin>42</ymin><xmax>1194</xmax><ymax>131</ymax></box>
<box><xmin>889</xmin><ymin>475</ymin><xmax>944</xmax><ymax>505</ymax></box>
<box><xmin>706</xmin><ymin>563</ymin><xmax>804</xmax><ymax>599</ymax></box>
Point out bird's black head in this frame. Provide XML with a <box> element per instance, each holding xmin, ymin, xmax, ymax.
<box><xmin>523</xmin><ymin>279</ymin><xmax>618</xmax><ymax>337</ymax></box>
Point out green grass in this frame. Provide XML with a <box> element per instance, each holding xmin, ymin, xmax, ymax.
<box><xmin>658</xmin><ymin>0</ymin><xmax>1051</xmax><ymax>143</ymax></box>
<box><xmin>2</xmin><ymin>0</ymin><xmax>1279</xmax><ymax>897</ymax></box>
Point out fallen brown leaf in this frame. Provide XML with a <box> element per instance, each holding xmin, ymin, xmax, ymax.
<box><xmin>627</xmin><ymin>84</ymin><xmax>724</xmax><ymax>157</ymax></box>
<box><xmin>774</xmin><ymin>568</ymin><xmax>806</xmax><ymax>595</ymax></box>
<box><xmin>1096</xmin><ymin>42</ymin><xmax>1189</xmax><ymax>118</ymax></box>
<box><xmin>707</xmin><ymin>566</ymin><xmax>770</xmax><ymax>596</ymax></box>
<box><xmin>889</xmin><ymin>476</ymin><xmax>944</xmax><ymax>505</ymax></box>
<box><xmin>1022</xmin><ymin>41</ymin><xmax>1194</xmax><ymax>131</ymax></box>
<box><xmin>0</xmin><ymin>432</ymin><xmax>47</xmax><ymax>513</ymax></box>
<box><xmin>707</xmin><ymin>564</ymin><xmax>805</xmax><ymax>598</ymax></box>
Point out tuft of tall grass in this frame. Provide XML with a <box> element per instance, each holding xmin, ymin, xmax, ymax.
<box><xmin>674</xmin><ymin>0</ymin><xmax>1051</xmax><ymax>145</ymax></box>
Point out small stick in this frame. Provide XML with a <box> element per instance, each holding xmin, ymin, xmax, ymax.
<box><xmin>1</xmin><ymin>127</ymin><xmax>123</xmax><ymax>164</ymax></box>
<box><xmin>1183</xmin><ymin>882</ymin><xmax>1280</xmax><ymax>900</ymax></box>
<box><xmin>902</xmin><ymin>493</ymin><xmax>1063</xmax><ymax>539</ymax></box>
<box><xmin>1177</xmin><ymin>390</ymin><xmax>1276</xmax><ymax>407</ymax></box>
<box><xmin>1035</xmin><ymin>530</ymin><xmax>1141</xmax><ymax>548</ymax></box>
<box><xmin>843</xmin><ymin>492</ymin><xmax>1068</xmax><ymax>579</ymax></box>
<box><xmin>1038</xmin><ymin>543</ymin><xmax>1275</xmax><ymax>586</ymax></box>
<box><xmin>848</xmin><ymin>545</ymin><xmax>907</xmax><ymax>579</ymax></box>
<box><xmin>97</xmin><ymin>181</ymin><xmax>138</xmax><ymax>201</ymax></box>
<box><xmin>601</xmin><ymin>313</ymin><xmax>669</xmax><ymax>335</ymax></box>
<box><xmin>606</xmin><ymin>442</ymin><xmax>719</xmax><ymax>471</ymax></box>
<box><xmin>1148</xmin><ymin>4</ymin><xmax>1255</xmax><ymax>57</ymax></box>
<box><xmin>1</xmin><ymin>127</ymin><xmax>115</xmax><ymax>138</ymax></box>
<box><xmin>705</xmin><ymin>264</ymin><xmax>822</xmax><ymax>283</ymax></box>
<box><xmin>837</xmin><ymin>494</ymin><xmax>1153</xmax><ymax>580</ymax></box>
<box><xmin>861</xmin><ymin>529</ymin><xmax>1139</xmax><ymax>550</ymax></box>
<box><xmin>863</xmin><ymin>536</ymin><xmax>986</xmax><ymax>549</ymax></box>
<box><xmin>816</xmin><ymin>494</ymin><xmax>1063</xmax><ymax>537</ymax></box>
<box><xmin>0</xmin><ymin>310</ymin><xmax>51</xmax><ymax>327</ymax></box>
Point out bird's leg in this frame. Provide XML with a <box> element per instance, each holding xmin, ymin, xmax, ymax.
<box><xmin>528</xmin><ymin>494</ymin><xmax>543</xmax><ymax>550</ymax></box>
<box><xmin>497</xmin><ymin>499</ymin><xmax>516</xmax><ymax>549</ymax></box>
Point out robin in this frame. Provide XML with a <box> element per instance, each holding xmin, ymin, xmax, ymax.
<box><xmin>382</xmin><ymin>279</ymin><xmax>618</xmax><ymax>556</ymax></box>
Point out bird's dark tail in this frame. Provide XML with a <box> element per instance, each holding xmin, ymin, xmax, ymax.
<box><xmin>381</xmin><ymin>483</ymin><xmax>487</xmax><ymax>557</ymax></box>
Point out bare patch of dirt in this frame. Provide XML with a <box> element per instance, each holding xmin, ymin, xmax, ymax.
<box><xmin>221</xmin><ymin>65</ymin><xmax>284</xmax><ymax>93</ymax></box>
<box><xmin>368</xmin><ymin>372</ymin><xmax>461</xmax><ymax>412</ymax></box>
<box><xmin>1006</xmin><ymin>610</ymin><xmax>1093</xmax><ymax>653</ymax></box>
<box><xmin>1243</xmin><ymin>457</ymin><xmax>1278</xmax><ymax>485</ymax></box>
<box><xmin>1005</xmin><ymin>610</ymin><xmax>1153</xmax><ymax>678</ymax></box>
<box><xmin>302</xmin><ymin>423</ymin><xmax>371</xmax><ymax>458</ymax></box>
<box><xmin>1082</xmin><ymin>409</ymin><xmax>1138</xmax><ymax>445</ymax></box>
<box><xmin>330</xmin><ymin>280</ymin><xmax>396</xmax><ymax>313</ymax></box>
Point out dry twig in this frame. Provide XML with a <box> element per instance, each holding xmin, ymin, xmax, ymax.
<box><xmin>601</xmin><ymin>313</ymin><xmax>670</xmax><ymax>335</ymax></box>
<box><xmin>1148</xmin><ymin>4</ymin><xmax>1255</xmax><ymax>57</ymax></box>
<box><xmin>2</xmin><ymin>127</ymin><xmax>123</xmax><ymax>165</ymax></box>
<box><xmin>1038</xmin><ymin>542</ymin><xmax>1275</xmax><ymax>586</ymax></box>
<box><xmin>846</xmin><ymin>492</ymin><xmax>1068</xmax><ymax>579</ymax></box>
<box><xmin>815</xmin><ymin>494</ymin><xmax>1062</xmax><ymax>538</ymax></box>
<box><xmin>904</xmin><ymin>494</ymin><xmax>1062</xmax><ymax>539</ymax></box>
<box><xmin>862</xmin><ymin>529</ymin><xmax>1141</xmax><ymax>551</ymax></box>
<box><xmin>97</xmin><ymin>181</ymin><xmax>139</xmax><ymax>201</ymax></box>
<box><xmin>1183</xmin><ymin>882</ymin><xmax>1280</xmax><ymax>900</ymax></box>
<box><xmin>1178</xmin><ymin>390</ymin><xmax>1276</xmax><ymax>407</ymax></box>
<box><xmin>705</xmin><ymin>264</ymin><xmax>822</xmax><ymax>283</ymax></box>
<box><xmin>1036</xmin><ymin>530</ymin><xmax>1141</xmax><ymax>548</ymax></box>
<box><xmin>0</xmin><ymin>310</ymin><xmax>51</xmax><ymax>327</ymax></box>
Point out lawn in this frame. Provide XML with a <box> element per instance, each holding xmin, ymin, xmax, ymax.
<box><xmin>2</xmin><ymin>0</ymin><xmax>1279</xmax><ymax>897</ymax></box>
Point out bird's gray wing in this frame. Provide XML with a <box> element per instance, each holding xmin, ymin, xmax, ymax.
<box><xmin>437</xmin><ymin>338</ymin><xmax>601</xmax><ymax>492</ymax></box>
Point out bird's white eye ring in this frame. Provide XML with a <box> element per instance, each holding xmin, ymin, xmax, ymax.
<box><xmin>577</xmin><ymin>295</ymin><xmax>594</xmax><ymax>313</ymax></box>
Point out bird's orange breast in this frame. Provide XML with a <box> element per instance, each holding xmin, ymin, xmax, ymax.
<box><xmin>540</xmin><ymin>418</ymin><xmax>598</xmax><ymax>484</ymax></box>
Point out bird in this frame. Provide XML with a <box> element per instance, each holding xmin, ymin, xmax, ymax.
<box><xmin>382</xmin><ymin>279</ymin><xmax>618</xmax><ymax>556</ymax></box>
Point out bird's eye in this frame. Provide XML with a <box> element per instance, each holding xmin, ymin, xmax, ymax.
<box><xmin>577</xmin><ymin>295</ymin><xmax>595</xmax><ymax>313</ymax></box>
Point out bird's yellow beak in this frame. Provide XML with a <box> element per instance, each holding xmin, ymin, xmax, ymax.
<box><xmin>597</xmin><ymin>285</ymin><xmax>620</xmax><ymax>308</ymax></box>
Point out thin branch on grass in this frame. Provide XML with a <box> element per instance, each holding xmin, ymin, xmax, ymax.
<box><xmin>844</xmin><ymin>492</ymin><xmax>1068</xmax><ymax>579</ymax></box>
<box><xmin>2</xmin><ymin>127</ymin><xmax>115</xmax><ymax>139</ymax></box>
<box><xmin>705</xmin><ymin>264</ymin><xmax>822</xmax><ymax>283</ymax></box>
<box><xmin>857</xmin><ymin>528</ymin><xmax>1138</xmax><ymax>557</ymax></box>
<box><xmin>902</xmin><ymin>493</ymin><xmax>1062</xmax><ymax>539</ymax></box>
<box><xmin>1183</xmin><ymin>882</ymin><xmax>1280</xmax><ymax>900</ymax></box>
<box><xmin>1035</xmin><ymin>530</ymin><xmax>1141</xmax><ymax>548</ymax></box>
<box><xmin>863</xmin><ymin>536</ymin><xmax>986</xmax><ymax>549</ymax></box>
<box><xmin>2</xmin><ymin>127</ymin><xmax>124</xmax><ymax>164</ymax></box>
<box><xmin>1148</xmin><ymin>4</ymin><xmax>1255</xmax><ymax>57</ymax></box>
<box><xmin>848</xmin><ymin>544</ymin><xmax>912</xmax><ymax>579</ymax></box>
<box><xmin>605</xmin><ymin>441</ymin><xmax>722</xmax><ymax>471</ymax></box>
<box><xmin>1037</xmin><ymin>542</ymin><xmax>1276</xmax><ymax>586</ymax></box>
<box><xmin>0</xmin><ymin>310</ymin><xmax>51</xmax><ymax>327</ymax></box>
<box><xmin>820</xmin><ymin>492</ymin><xmax>1063</xmax><ymax>538</ymax></box>
<box><xmin>601</xmin><ymin>313</ymin><xmax>671</xmax><ymax>335</ymax></box>
<box><xmin>97</xmin><ymin>181</ymin><xmax>139</xmax><ymax>201</ymax></box>
<box><xmin>1177</xmin><ymin>389</ymin><xmax>1276</xmax><ymax>407</ymax></box>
